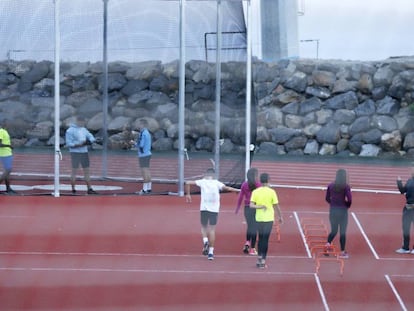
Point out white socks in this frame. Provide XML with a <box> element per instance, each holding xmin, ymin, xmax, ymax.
<box><xmin>143</xmin><ymin>182</ymin><xmax>152</xmax><ymax>191</ymax></box>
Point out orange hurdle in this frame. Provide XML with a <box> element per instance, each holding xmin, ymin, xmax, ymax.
<box><xmin>272</xmin><ymin>221</ymin><xmax>281</xmax><ymax>242</ymax></box>
<box><xmin>304</xmin><ymin>227</ymin><xmax>328</xmax><ymax>237</ymax></box>
<box><xmin>302</xmin><ymin>223</ymin><xmax>328</xmax><ymax>232</ymax></box>
<box><xmin>310</xmin><ymin>243</ymin><xmax>338</xmax><ymax>258</ymax></box>
<box><xmin>300</xmin><ymin>217</ymin><xmax>324</xmax><ymax>227</ymax></box>
<box><xmin>315</xmin><ymin>250</ymin><xmax>344</xmax><ymax>276</ymax></box>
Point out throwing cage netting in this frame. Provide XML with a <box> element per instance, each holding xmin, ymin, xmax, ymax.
<box><xmin>0</xmin><ymin>0</ymin><xmax>256</xmax><ymax>196</ymax></box>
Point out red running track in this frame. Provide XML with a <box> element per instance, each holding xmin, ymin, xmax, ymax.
<box><xmin>0</xmin><ymin>186</ymin><xmax>413</xmax><ymax>310</ymax></box>
<box><xmin>7</xmin><ymin>151</ymin><xmax>412</xmax><ymax>194</ymax></box>
<box><xmin>1</xmin><ymin>151</ymin><xmax>414</xmax><ymax>310</ymax></box>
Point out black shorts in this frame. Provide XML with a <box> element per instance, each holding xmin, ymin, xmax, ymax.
<box><xmin>139</xmin><ymin>155</ymin><xmax>151</xmax><ymax>168</ymax></box>
<box><xmin>71</xmin><ymin>153</ymin><xmax>90</xmax><ymax>169</ymax></box>
<box><xmin>200</xmin><ymin>211</ymin><xmax>218</xmax><ymax>226</ymax></box>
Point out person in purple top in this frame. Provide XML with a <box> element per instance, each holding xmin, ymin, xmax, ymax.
<box><xmin>325</xmin><ymin>168</ymin><xmax>352</xmax><ymax>259</ymax></box>
<box><xmin>236</xmin><ymin>167</ymin><xmax>261</xmax><ymax>255</ymax></box>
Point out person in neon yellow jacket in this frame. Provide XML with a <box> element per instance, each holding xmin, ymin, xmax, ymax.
<box><xmin>0</xmin><ymin>120</ymin><xmax>15</xmax><ymax>194</ymax></box>
<box><xmin>250</xmin><ymin>173</ymin><xmax>283</xmax><ymax>268</ymax></box>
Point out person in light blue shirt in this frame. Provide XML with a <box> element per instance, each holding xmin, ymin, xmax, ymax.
<box><xmin>135</xmin><ymin>119</ymin><xmax>152</xmax><ymax>194</ymax></box>
<box><xmin>65</xmin><ymin>116</ymin><xmax>97</xmax><ymax>195</ymax></box>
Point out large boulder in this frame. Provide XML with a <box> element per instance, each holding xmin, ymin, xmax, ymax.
<box><xmin>316</xmin><ymin>122</ymin><xmax>341</xmax><ymax>144</ymax></box>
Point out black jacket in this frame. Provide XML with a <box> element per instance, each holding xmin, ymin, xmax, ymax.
<box><xmin>397</xmin><ymin>177</ymin><xmax>414</xmax><ymax>204</ymax></box>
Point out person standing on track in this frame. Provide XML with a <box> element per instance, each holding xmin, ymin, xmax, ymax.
<box><xmin>325</xmin><ymin>168</ymin><xmax>352</xmax><ymax>259</ymax></box>
<box><xmin>395</xmin><ymin>165</ymin><xmax>414</xmax><ymax>254</ymax></box>
<box><xmin>0</xmin><ymin>120</ymin><xmax>16</xmax><ymax>194</ymax></box>
<box><xmin>235</xmin><ymin>167</ymin><xmax>261</xmax><ymax>255</ymax></box>
<box><xmin>135</xmin><ymin>119</ymin><xmax>152</xmax><ymax>194</ymax></box>
<box><xmin>65</xmin><ymin>116</ymin><xmax>97</xmax><ymax>195</ymax></box>
<box><xmin>185</xmin><ymin>168</ymin><xmax>240</xmax><ymax>261</ymax></box>
<box><xmin>250</xmin><ymin>173</ymin><xmax>283</xmax><ymax>268</ymax></box>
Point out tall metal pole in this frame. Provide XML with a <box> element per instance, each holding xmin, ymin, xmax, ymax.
<box><xmin>178</xmin><ymin>0</ymin><xmax>186</xmax><ymax>196</ymax></box>
<box><xmin>53</xmin><ymin>0</ymin><xmax>61</xmax><ymax>197</ymax></box>
<box><xmin>102</xmin><ymin>0</ymin><xmax>109</xmax><ymax>177</ymax></box>
<box><xmin>214</xmin><ymin>0</ymin><xmax>222</xmax><ymax>179</ymax></box>
<box><xmin>245</xmin><ymin>0</ymin><xmax>252</xmax><ymax>176</ymax></box>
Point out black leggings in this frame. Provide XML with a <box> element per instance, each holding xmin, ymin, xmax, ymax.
<box><xmin>257</xmin><ymin>221</ymin><xmax>273</xmax><ymax>259</ymax></box>
<box><xmin>244</xmin><ymin>206</ymin><xmax>257</xmax><ymax>248</ymax></box>
<box><xmin>327</xmin><ymin>207</ymin><xmax>348</xmax><ymax>251</ymax></box>
<box><xmin>402</xmin><ymin>207</ymin><xmax>414</xmax><ymax>250</ymax></box>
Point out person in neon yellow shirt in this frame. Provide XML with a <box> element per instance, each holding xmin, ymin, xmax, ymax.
<box><xmin>0</xmin><ymin>121</ymin><xmax>15</xmax><ymax>194</ymax></box>
<box><xmin>250</xmin><ymin>173</ymin><xmax>283</xmax><ymax>268</ymax></box>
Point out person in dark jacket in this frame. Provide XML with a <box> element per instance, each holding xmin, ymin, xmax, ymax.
<box><xmin>395</xmin><ymin>165</ymin><xmax>414</xmax><ymax>254</ymax></box>
<box><xmin>235</xmin><ymin>167</ymin><xmax>261</xmax><ymax>255</ymax></box>
<box><xmin>325</xmin><ymin>168</ymin><xmax>352</xmax><ymax>258</ymax></box>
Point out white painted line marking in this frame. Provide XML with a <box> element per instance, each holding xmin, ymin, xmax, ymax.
<box><xmin>380</xmin><ymin>257</ymin><xmax>414</xmax><ymax>262</ymax></box>
<box><xmin>270</xmin><ymin>184</ymin><xmax>399</xmax><ymax>194</ymax></box>
<box><xmin>33</xmin><ymin>184</ymin><xmax>122</xmax><ymax>191</ymax></box>
<box><xmin>351</xmin><ymin>212</ymin><xmax>379</xmax><ymax>260</ymax></box>
<box><xmin>314</xmin><ymin>273</ymin><xmax>330</xmax><ymax>311</ymax></box>
<box><xmin>385</xmin><ymin>274</ymin><xmax>407</xmax><ymax>311</ymax></box>
<box><xmin>389</xmin><ymin>274</ymin><xmax>414</xmax><ymax>278</ymax></box>
<box><xmin>293</xmin><ymin>211</ymin><xmax>312</xmax><ymax>258</ymax></box>
<box><xmin>353</xmin><ymin>211</ymin><xmax>400</xmax><ymax>216</ymax></box>
<box><xmin>0</xmin><ymin>185</ymin><xmax>33</xmax><ymax>191</ymax></box>
<box><xmin>0</xmin><ymin>266</ymin><xmax>314</xmax><ymax>276</ymax></box>
<box><xmin>0</xmin><ymin>251</ymin><xmax>309</xmax><ymax>260</ymax></box>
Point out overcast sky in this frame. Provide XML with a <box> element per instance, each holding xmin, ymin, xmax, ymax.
<box><xmin>298</xmin><ymin>0</ymin><xmax>414</xmax><ymax>61</ymax></box>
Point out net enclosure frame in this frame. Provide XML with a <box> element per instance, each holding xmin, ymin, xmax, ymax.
<box><xmin>10</xmin><ymin>0</ymin><xmax>255</xmax><ymax>197</ymax></box>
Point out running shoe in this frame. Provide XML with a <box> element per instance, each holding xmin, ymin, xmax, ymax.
<box><xmin>257</xmin><ymin>259</ymin><xmax>267</xmax><ymax>269</ymax></box>
<box><xmin>411</xmin><ymin>249</ymin><xmax>414</xmax><ymax>255</ymax></box>
<box><xmin>202</xmin><ymin>242</ymin><xmax>209</xmax><ymax>256</ymax></box>
<box><xmin>339</xmin><ymin>251</ymin><xmax>349</xmax><ymax>259</ymax></box>
<box><xmin>243</xmin><ymin>242</ymin><xmax>250</xmax><ymax>254</ymax></box>
<box><xmin>323</xmin><ymin>242</ymin><xmax>332</xmax><ymax>256</ymax></box>
<box><xmin>87</xmin><ymin>188</ymin><xmax>98</xmax><ymax>195</ymax></box>
<box><xmin>5</xmin><ymin>189</ymin><xmax>17</xmax><ymax>195</ymax></box>
<box><xmin>249</xmin><ymin>248</ymin><xmax>258</xmax><ymax>255</ymax></box>
<box><xmin>136</xmin><ymin>190</ymin><xmax>151</xmax><ymax>195</ymax></box>
<box><xmin>395</xmin><ymin>248</ymin><xmax>410</xmax><ymax>254</ymax></box>
<box><xmin>207</xmin><ymin>253</ymin><xmax>214</xmax><ymax>260</ymax></box>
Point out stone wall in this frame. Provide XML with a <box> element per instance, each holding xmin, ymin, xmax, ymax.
<box><xmin>0</xmin><ymin>58</ymin><xmax>414</xmax><ymax>158</ymax></box>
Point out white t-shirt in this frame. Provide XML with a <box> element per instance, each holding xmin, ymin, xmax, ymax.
<box><xmin>195</xmin><ymin>178</ymin><xmax>225</xmax><ymax>213</ymax></box>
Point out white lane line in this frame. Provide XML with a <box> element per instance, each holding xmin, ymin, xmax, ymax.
<box><xmin>0</xmin><ymin>185</ymin><xmax>34</xmax><ymax>191</ymax></box>
<box><xmin>353</xmin><ymin>211</ymin><xmax>400</xmax><ymax>216</ymax></box>
<box><xmin>0</xmin><ymin>251</ymin><xmax>308</xmax><ymax>260</ymax></box>
<box><xmin>351</xmin><ymin>212</ymin><xmax>379</xmax><ymax>260</ymax></box>
<box><xmin>379</xmin><ymin>257</ymin><xmax>414</xmax><ymax>262</ymax></box>
<box><xmin>388</xmin><ymin>274</ymin><xmax>414</xmax><ymax>278</ymax></box>
<box><xmin>314</xmin><ymin>273</ymin><xmax>330</xmax><ymax>311</ymax></box>
<box><xmin>0</xmin><ymin>266</ymin><xmax>314</xmax><ymax>276</ymax></box>
<box><xmin>270</xmin><ymin>184</ymin><xmax>399</xmax><ymax>194</ymax></box>
<box><xmin>293</xmin><ymin>211</ymin><xmax>312</xmax><ymax>258</ymax></box>
<box><xmin>385</xmin><ymin>274</ymin><xmax>408</xmax><ymax>311</ymax></box>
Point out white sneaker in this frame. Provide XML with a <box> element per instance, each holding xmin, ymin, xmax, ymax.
<box><xmin>339</xmin><ymin>251</ymin><xmax>349</xmax><ymax>259</ymax></box>
<box><xmin>410</xmin><ymin>249</ymin><xmax>414</xmax><ymax>254</ymax></box>
<box><xmin>395</xmin><ymin>248</ymin><xmax>410</xmax><ymax>254</ymax></box>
